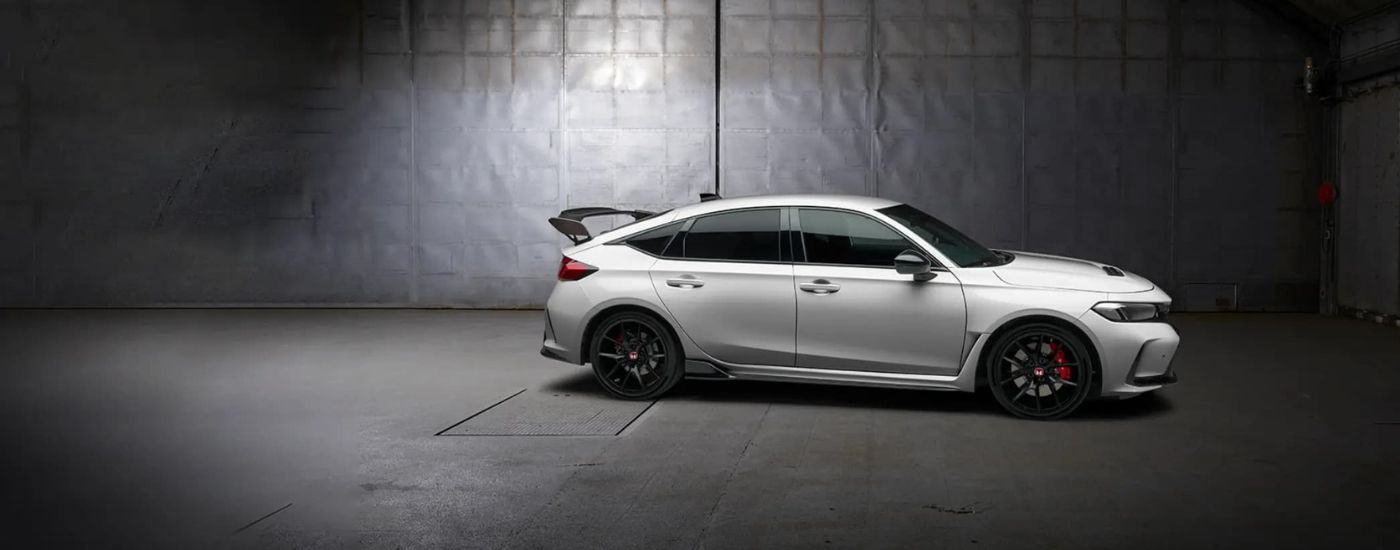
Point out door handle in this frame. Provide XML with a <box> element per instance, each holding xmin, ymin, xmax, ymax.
<box><xmin>799</xmin><ymin>279</ymin><xmax>841</xmax><ymax>294</ymax></box>
<box><xmin>666</xmin><ymin>277</ymin><xmax>705</xmax><ymax>289</ymax></box>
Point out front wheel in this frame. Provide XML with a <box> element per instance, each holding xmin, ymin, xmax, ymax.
<box><xmin>985</xmin><ymin>323</ymin><xmax>1093</xmax><ymax>420</ymax></box>
<box><xmin>589</xmin><ymin>312</ymin><xmax>684</xmax><ymax>400</ymax></box>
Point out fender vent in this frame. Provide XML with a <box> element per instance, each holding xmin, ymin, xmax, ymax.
<box><xmin>1103</xmin><ymin>266</ymin><xmax>1124</xmax><ymax>277</ymax></box>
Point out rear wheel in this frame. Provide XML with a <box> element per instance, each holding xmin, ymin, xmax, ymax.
<box><xmin>986</xmin><ymin>323</ymin><xmax>1093</xmax><ymax>420</ymax></box>
<box><xmin>589</xmin><ymin>312</ymin><xmax>684</xmax><ymax>400</ymax></box>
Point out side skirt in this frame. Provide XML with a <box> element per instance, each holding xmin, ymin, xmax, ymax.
<box><xmin>684</xmin><ymin>334</ymin><xmax>989</xmax><ymax>393</ymax></box>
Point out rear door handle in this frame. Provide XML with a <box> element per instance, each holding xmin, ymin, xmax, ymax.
<box><xmin>666</xmin><ymin>277</ymin><xmax>704</xmax><ymax>289</ymax></box>
<box><xmin>799</xmin><ymin>280</ymin><xmax>841</xmax><ymax>294</ymax></box>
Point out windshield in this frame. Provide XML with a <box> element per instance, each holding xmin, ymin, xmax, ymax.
<box><xmin>877</xmin><ymin>204</ymin><xmax>1003</xmax><ymax>268</ymax></box>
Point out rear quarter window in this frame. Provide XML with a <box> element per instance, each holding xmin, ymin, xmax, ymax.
<box><xmin>625</xmin><ymin>222</ymin><xmax>683</xmax><ymax>256</ymax></box>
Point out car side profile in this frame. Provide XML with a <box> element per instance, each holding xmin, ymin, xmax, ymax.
<box><xmin>540</xmin><ymin>194</ymin><xmax>1179</xmax><ymax>419</ymax></box>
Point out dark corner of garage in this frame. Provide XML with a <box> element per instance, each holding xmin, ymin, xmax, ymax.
<box><xmin>1</xmin><ymin>0</ymin><xmax>1398</xmax><ymax>548</ymax></box>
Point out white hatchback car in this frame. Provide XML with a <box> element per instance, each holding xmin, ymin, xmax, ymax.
<box><xmin>541</xmin><ymin>194</ymin><xmax>1179</xmax><ymax>419</ymax></box>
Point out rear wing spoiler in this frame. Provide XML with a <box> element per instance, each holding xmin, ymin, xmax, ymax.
<box><xmin>548</xmin><ymin>207</ymin><xmax>655</xmax><ymax>245</ymax></box>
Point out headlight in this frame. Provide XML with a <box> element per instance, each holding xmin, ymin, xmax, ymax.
<box><xmin>1092</xmin><ymin>302</ymin><xmax>1168</xmax><ymax>322</ymax></box>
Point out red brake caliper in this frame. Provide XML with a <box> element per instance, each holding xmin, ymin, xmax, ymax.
<box><xmin>1049</xmin><ymin>343</ymin><xmax>1072</xmax><ymax>380</ymax></box>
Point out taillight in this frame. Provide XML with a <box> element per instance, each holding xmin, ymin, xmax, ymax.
<box><xmin>557</xmin><ymin>256</ymin><xmax>597</xmax><ymax>281</ymax></box>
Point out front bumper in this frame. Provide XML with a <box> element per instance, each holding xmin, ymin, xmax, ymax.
<box><xmin>540</xmin><ymin>344</ymin><xmax>569</xmax><ymax>363</ymax></box>
<box><xmin>1078</xmin><ymin>310</ymin><xmax>1181</xmax><ymax>398</ymax></box>
<box><xmin>1132</xmin><ymin>372</ymin><xmax>1178</xmax><ymax>386</ymax></box>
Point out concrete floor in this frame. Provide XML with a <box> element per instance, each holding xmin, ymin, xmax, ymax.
<box><xmin>1</xmin><ymin>310</ymin><xmax>1398</xmax><ymax>549</ymax></box>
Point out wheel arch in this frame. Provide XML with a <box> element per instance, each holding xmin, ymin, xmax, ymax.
<box><xmin>579</xmin><ymin>301</ymin><xmax>684</xmax><ymax>365</ymax></box>
<box><xmin>976</xmin><ymin>313</ymin><xmax>1105</xmax><ymax>396</ymax></box>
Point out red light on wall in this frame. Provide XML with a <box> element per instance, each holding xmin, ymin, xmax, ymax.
<box><xmin>1317</xmin><ymin>182</ymin><xmax>1337</xmax><ymax>206</ymax></box>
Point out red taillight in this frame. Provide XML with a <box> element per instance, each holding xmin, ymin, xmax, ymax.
<box><xmin>557</xmin><ymin>256</ymin><xmax>597</xmax><ymax>281</ymax></box>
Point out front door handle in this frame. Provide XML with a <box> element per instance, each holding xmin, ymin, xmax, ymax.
<box><xmin>666</xmin><ymin>277</ymin><xmax>705</xmax><ymax>289</ymax></box>
<box><xmin>799</xmin><ymin>279</ymin><xmax>841</xmax><ymax>294</ymax></box>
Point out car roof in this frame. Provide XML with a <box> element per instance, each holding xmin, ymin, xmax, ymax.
<box><xmin>668</xmin><ymin>194</ymin><xmax>903</xmax><ymax>219</ymax></box>
<box><xmin>566</xmin><ymin>194</ymin><xmax>907</xmax><ymax>255</ymax></box>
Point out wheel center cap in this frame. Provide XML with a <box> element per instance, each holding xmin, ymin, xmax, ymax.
<box><xmin>1033</xmin><ymin>367</ymin><xmax>1045</xmax><ymax>377</ymax></box>
<box><xmin>628</xmin><ymin>351</ymin><xmax>639</xmax><ymax>361</ymax></box>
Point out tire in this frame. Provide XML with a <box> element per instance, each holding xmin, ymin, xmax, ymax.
<box><xmin>588</xmin><ymin>312</ymin><xmax>684</xmax><ymax>400</ymax></box>
<box><xmin>985</xmin><ymin>323</ymin><xmax>1094</xmax><ymax>420</ymax></box>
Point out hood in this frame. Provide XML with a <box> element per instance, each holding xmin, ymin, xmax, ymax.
<box><xmin>992</xmin><ymin>251</ymin><xmax>1155</xmax><ymax>293</ymax></box>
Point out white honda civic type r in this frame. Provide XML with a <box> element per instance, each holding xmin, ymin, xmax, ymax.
<box><xmin>540</xmin><ymin>194</ymin><xmax>1179</xmax><ymax>419</ymax></box>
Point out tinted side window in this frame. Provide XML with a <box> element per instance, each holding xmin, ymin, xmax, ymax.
<box><xmin>799</xmin><ymin>209</ymin><xmax>916</xmax><ymax>267</ymax></box>
<box><xmin>626</xmin><ymin>222</ymin><xmax>681</xmax><ymax>256</ymax></box>
<box><xmin>682</xmin><ymin>209</ymin><xmax>781</xmax><ymax>262</ymax></box>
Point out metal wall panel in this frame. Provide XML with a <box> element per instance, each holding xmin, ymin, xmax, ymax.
<box><xmin>0</xmin><ymin>0</ymin><xmax>713</xmax><ymax>307</ymax></box>
<box><xmin>1339</xmin><ymin>6</ymin><xmax>1400</xmax><ymax>60</ymax></box>
<box><xmin>873</xmin><ymin>0</ymin><xmax>1023</xmax><ymax>250</ymax></box>
<box><xmin>1171</xmin><ymin>0</ymin><xmax>1319</xmax><ymax>310</ymax></box>
<box><xmin>867</xmin><ymin>0</ymin><xmax>1319</xmax><ymax>310</ymax></box>
<box><xmin>1021</xmin><ymin>0</ymin><xmax>1173</xmax><ymax>282</ymax></box>
<box><xmin>0</xmin><ymin>1</ymin><xmax>27</xmax><ymax>303</ymax></box>
<box><xmin>0</xmin><ymin>0</ymin><xmax>1324</xmax><ymax>308</ymax></box>
<box><xmin>715</xmin><ymin>0</ymin><xmax>1320</xmax><ymax>310</ymax></box>
<box><xmin>565</xmin><ymin>0</ymin><xmax>716</xmax><ymax>233</ymax></box>
<box><xmin>1</xmin><ymin>0</ymin><xmax>405</xmax><ymax>306</ymax></box>
<box><xmin>411</xmin><ymin>0</ymin><xmax>568</xmax><ymax>305</ymax></box>
<box><xmin>720</xmin><ymin>0</ymin><xmax>873</xmax><ymax>197</ymax></box>
<box><xmin>1337</xmin><ymin>85</ymin><xmax>1399</xmax><ymax>316</ymax></box>
<box><xmin>1335</xmin><ymin>5</ymin><xmax>1400</xmax><ymax>318</ymax></box>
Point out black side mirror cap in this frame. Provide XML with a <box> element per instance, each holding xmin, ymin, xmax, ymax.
<box><xmin>894</xmin><ymin>250</ymin><xmax>935</xmax><ymax>281</ymax></box>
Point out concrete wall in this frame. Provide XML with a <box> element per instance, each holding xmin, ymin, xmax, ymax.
<box><xmin>0</xmin><ymin>0</ymin><xmax>1323</xmax><ymax>308</ymax></box>
<box><xmin>1336</xmin><ymin>6</ymin><xmax>1400</xmax><ymax>318</ymax></box>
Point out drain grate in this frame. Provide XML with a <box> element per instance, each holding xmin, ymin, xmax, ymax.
<box><xmin>437</xmin><ymin>389</ymin><xmax>655</xmax><ymax>436</ymax></box>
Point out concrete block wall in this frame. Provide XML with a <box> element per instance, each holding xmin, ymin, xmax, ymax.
<box><xmin>0</xmin><ymin>0</ymin><xmax>1323</xmax><ymax>308</ymax></box>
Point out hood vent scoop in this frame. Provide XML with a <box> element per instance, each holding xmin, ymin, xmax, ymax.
<box><xmin>1103</xmin><ymin>266</ymin><xmax>1125</xmax><ymax>277</ymax></box>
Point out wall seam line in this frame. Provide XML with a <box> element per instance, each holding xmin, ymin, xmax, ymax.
<box><xmin>1020</xmin><ymin>0</ymin><xmax>1032</xmax><ymax>248</ymax></box>
<box><xmin>559</xmin><ymin>1</ymin><xmax>569</xmax><ymax>222</ymax></box>
<box><xmin>1167</xmin><ymin>0</ymin><xmax>1182</xmax><ymax>296</ymax></box>
<box><xmin>868</xmin><ymin>0</ymin><xmax>878</xmax><ymax>197</ymax></box>
<box><xmin>714</xmin><ymin>0</ymin><xmax>722</xmax><ymax>195</ymax></box>
<box><xmin>406</xmin><ymin>0</ymin><xmax>420</xmax><ymax>304</ymax></box>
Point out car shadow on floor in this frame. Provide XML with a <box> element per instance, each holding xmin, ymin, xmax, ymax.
<box><xmin>540</xmin><ymin>370</ymin><xmax>1173</xmax><ymax>421</ymax></box>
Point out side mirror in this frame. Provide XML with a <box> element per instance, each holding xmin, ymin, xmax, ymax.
<box><xmin>894</xmin><ymin>250</ymin><xmax>936</xmax><ymax>281</ymax></box>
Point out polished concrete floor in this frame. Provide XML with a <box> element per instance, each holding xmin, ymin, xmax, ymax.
<box><xmin>1</xmin><ymin>310</ymin><xmax>1397</xmax><ymax>549</ymax></box>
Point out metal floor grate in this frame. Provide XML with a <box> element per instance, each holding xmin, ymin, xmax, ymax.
<box><xmin>437</xmin><ymin>389</ymin><xmax>655</xmax><ymax>436</ymax></box>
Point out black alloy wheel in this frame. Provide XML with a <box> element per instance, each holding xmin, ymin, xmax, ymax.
<box><xmin>986</xmin><ymin>323</ymin><xmax>1093</xmax><ymax>419</ymax></box>
<box><xmin>589</xmin><ymin>312</ymin><xmax>684</xmax><ymax>400</ymax></box>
